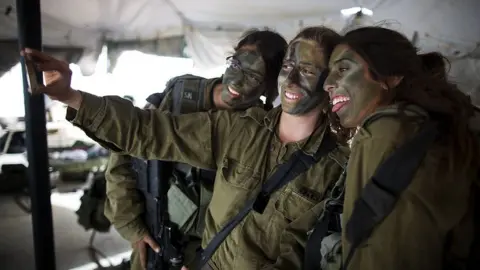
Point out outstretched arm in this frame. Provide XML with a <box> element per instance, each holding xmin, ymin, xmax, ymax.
<box><xmin>67</xmin><ymin>91</ymin><xmax>231</xmax><ymax>170</ymax></box>
<box><xmin>20</xmin><ymin>47</ymin><xmax>231</xmax><ymax>170</ymax></box>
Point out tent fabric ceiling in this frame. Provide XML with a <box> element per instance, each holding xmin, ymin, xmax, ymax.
<box><xmin>0</xmin><ymin>0</ymin><xmax>479</xmax><ymax>96</ymax></box>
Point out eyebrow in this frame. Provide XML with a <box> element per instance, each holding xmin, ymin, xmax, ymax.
<box><xmin>332</xmin><ymin>57</ymin><xmax>355</xmax><ymax>65</ymax></box>
<box><xmin>244</xmin><ymin>68</ymin><xmax>263</xmax><ymax>78</ymax></box>
<box><xmin>233</xmin><ymin>58</ymin><xmax>264</xmax><ymax>76</ymax></box>
<box><xmin>299</xmin><ymin>61</ymin><xmax>317</xmax><ymax>67</ymax></box>
<box><xmin>329</xmin><ymin>57</ymin><xmax>356</xmax><ymax>68</ymax></box>
<box><xmin>284</xmin><ymin>58</ymin><xmax>318</xmax><ymax>67</ymax></box>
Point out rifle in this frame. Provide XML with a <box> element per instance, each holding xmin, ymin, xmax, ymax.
<box><xmin>133</xmin><ymin>158</ymin><xmax>184</xmax><ymax>269</ymax></box>
<box><xmin>148</xmin><ymin>159</ymin><xmax>184</xmax><ymax>269</ymax></box>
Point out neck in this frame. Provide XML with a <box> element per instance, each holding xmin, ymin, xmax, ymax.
<box><xmin>213</xmin><ymin>84</ymin><xmax>231</xmax><ymax>109</ymax></box>
<box><xmin>278</xmin><ymin>107</ymin><xmax>323</xmax><ymax>143</ymax></box>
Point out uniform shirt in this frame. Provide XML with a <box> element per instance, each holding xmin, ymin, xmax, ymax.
<box><xmin>343</xmin><ymin>104</ymin><xmax>476</xmax><ymax>270</ymax></box>
<box><xmin>104</xmin><ymin>77</ymin><xmax>220</xmax><ymax>243</ymax></box>
<box><xmin>67</xmin><ymin>92</ymin><xmax>349</xmax><ymax>269</ymax></box>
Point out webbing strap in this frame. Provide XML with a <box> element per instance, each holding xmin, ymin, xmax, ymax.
<box><xmin>195</xmin><ymin>133</ymin><xmax>337</xmax><ymax>269</ymax></box>
<box><xmin>342</xmin><ymin>122</ymin><xmax>438</xmax><ymax>270</ymax></box>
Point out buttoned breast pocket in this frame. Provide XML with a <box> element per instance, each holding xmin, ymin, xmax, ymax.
<box><xmin>208</xmin><ymin>158</ymin><xmax>261</xmax><ymax>226</ymax></box>
<box><xmin>274</xmin><ymin>185</ymin><xmax>322</xmax><ymax>223</ymax></box>
<box><xmin>267</xmin><ymin>185</ymin><xmax>322</xmax><ymax>243</ymax></box>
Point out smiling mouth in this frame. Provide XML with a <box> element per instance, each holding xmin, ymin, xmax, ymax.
<box><xmin>228</xmin><ymin>86</ymin><xmax>241</xmax><ymax>98</ymax></box>
<box><xmin>331</xmin><ymin>95</ymin><xmax>350</xmax><ymax>113</ymax></box>
<box><xmin>284</xmin><ymin>90</ymin><xmax>304</xmax><ymax>101</ymax></box>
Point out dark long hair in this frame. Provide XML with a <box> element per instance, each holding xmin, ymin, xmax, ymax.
<box><xmin>342</xmin><ymin>26</ymin><xmax>478</xmax><ymax>172</ymax></box>
<box><xmin>292</xmin><ymin>26</ymin><xmax>356</xmax><ymax>144</ymax></box>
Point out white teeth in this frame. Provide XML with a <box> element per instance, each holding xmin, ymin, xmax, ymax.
<box><xmin>332</xmin><ymin>96</ymin><xmax>350</xmax><ymax>105</ymax></box>
<box><xmin>285</xmin><ymin>91</ymin><xmax>301</xmax><ymax>100</ymax></box>
<box><xmin>228</xmin><ymin>87</ymin><xmax>240</xmax><ymax>96</ymax></box>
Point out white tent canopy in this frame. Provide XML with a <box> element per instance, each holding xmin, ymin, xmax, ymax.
<box><xmin>0</xmin><ymin>0</ymin><xmax>479</xmax><ymax>99</ymax></box>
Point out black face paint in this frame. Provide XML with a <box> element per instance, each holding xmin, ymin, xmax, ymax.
<box><xmin>324</xmin><ymin>45</ymin><xmax>385</xmax><ymax>128</ymax></box>
<box><xmin>278</xmin><ymin>39</ymin><xmax>328</xmax><ymax>115</ymax></box>
<box><xmin>221</xmin><ymin>50</ymin><xmax>266</xmax><ymax>108</ymax></box>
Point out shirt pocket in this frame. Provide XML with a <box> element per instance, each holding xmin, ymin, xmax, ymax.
<box><xmin>266</xmin><ymin>187</ymin><xmax>321</xmax><ymax>245</ymax></box>
<box><xmin>208</xmin><ymin>157</ymin><xmax>261</xmax><ymax>226</ymax></box>
<box><xmin>274</xmin><ymin>188</ymin><xmax>319</xmax><ymax>223</ymax></box>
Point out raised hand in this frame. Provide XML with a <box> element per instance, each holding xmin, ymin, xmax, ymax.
<box><xmin>21</xmin><ymin>48</ymin><xmax>82</xmax><ymax>109</ymax></box>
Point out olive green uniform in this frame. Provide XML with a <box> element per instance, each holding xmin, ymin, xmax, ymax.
<box><xmin>104</xmin><ymin>76</ymin><xmax>220</xmax><ymax>269</ymax></box>
<box><xmin>67</xmin><ymin>92</ymin><xmax>349</xmax><ymax>269</ymax></box>
<box><xmin>342</xmin><ymin>104</ymin><xmax>476</xmax><ymax>270</ymax></box>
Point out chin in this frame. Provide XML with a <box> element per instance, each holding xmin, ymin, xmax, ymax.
<box><xmin>281</xmin><ymin>107</ymin><xmax>302</xmax><ymax>116</ymax></box>
<box><xmin>339</xmin><ymin>118</ymin><xmax>356</xmax><ymax>129</ymax></box>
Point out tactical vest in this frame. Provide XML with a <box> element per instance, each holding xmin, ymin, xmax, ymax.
<box><xmin>134</xmin><ymin>74</ymin><xmax>216</xmax><ymax>239</ymax></box>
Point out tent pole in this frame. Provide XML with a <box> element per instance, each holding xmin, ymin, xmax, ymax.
<box><xmin>16</xmin><ymin>0</ymin><xmax>57</xmax><ymax>269</ymax></box>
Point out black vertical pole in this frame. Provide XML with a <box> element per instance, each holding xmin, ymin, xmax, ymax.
<box><xmin>16</xmin><ymin>1</ymin><xmax>57</xmax><ymax>270</ymax></box>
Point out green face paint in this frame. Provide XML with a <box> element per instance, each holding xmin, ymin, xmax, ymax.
<box><xmin>221</xmin><ymin>49</ymin><xmax>266</xmax><ymax>108</ymax></box>
<box><xmin>277</xmin><ymin>39</ymin><xmax>328</xmax><ymax>115</ymax></box>
<box><xmin>324</xmin><ymin>45</ymin><xmax>385</xmax><ymax>128</ymax></box>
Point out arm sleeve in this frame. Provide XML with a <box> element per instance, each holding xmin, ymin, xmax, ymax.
<box><xmin>67</xmin><ymin>91</ymin><xmax>234</xmax><ymax>170</ymax></box>
<box><xmin>104</xmin><ymin>152</ymin><xmax>148</xmax><ymax>243</ymax></box>
<box><xmin>103</xmin><ymin>100</ymin><xmax>163</xmax><ymax>243</ymax></box>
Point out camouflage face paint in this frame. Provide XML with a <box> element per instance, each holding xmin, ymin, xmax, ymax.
<box><xmin>221</xmin><ymin>49</ymin><xmax>266</xmax><ymax>108</ymax></box>
<box><xmin>277</xmin><ymin>39</ymin><xmax>328</xmax><ymax>115</ymax></box>
<box><xmin>324</xmin><ymin>45</ymin><xmax>384</xmax><ymax>128</ymax></box>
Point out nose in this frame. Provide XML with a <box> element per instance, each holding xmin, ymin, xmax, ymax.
<box><xmin>324</xmin><ymin>83</ymin><xmax>336</xmax><ymax>93</ymax></box>
<box><xmin>323</xmin><ymin>73</ymin><xmax>337</xmax><ymax>93</ymax></box>
<box><xmin>286</xmin><ymin>67</ymin><xmax>300</xmax><ymax>83</ymax></box>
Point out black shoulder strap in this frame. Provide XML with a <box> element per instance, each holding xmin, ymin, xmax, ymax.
<box><xmin>303</xmin><ymin>163</ymin><xmax>347</xmax><ymax>270</ymax></box>
<box><xmin>172</xmin><ymin>79</ymin><xmax>185</xmax><ymax>115</ymax></box>
<box><xmin>196</xmin><ymin>132</ymin><xmax>338</xmax><ymax>269</ymax></box>
<box><xmin>171</xmin><ymin>76</ymin><xmax>207</xmax><ymax>114</ymax></box>
<box><xmin>342</xmin><ymin>121</ymin><xmax>438</xmax><ymax>270</ymax></box>
<box><xmin>146</xmin><ymin>92</ymin><xmax>166</xmax><ymax>108</ymax></box>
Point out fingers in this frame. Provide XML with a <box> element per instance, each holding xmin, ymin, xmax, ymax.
<box><xmin>181</xmin><ymin>267</ymin><xmax>189</xmax><ymax>270</ymax></box>
<box><xmin>143</xmin><ymin>235</ymin><xmax>161</xmax><ymax>253</ymax></box>
<box><xmin>34</xmin><ymin>62</ymin><xmax>65</xmax><ymax>73</ymax></box>
<box><xmin>138</xmin><ymin>241</ymin><xmax>147</xmax><ymax>270</ymax></box>
<box><xmin>23</xmin><ymin>48</ymin><xmax>54</xmax><ymax>61</ymax></box>
<box><xmin>22</xmin><ymin>48</ymin><xmax>70</xmax><ymax>73</ymax></box>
